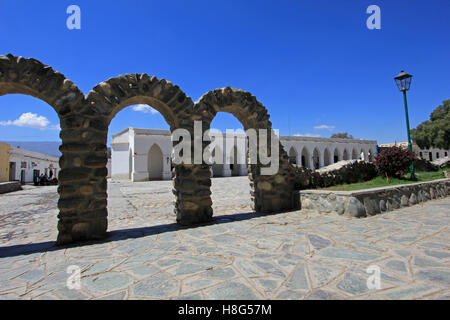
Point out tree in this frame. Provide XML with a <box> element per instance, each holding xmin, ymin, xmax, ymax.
<box><xmin>331</xmin><ymin>132</ymin><xmax>354</xmax><ymax>139</ymax></box>
<box><xmin>411</xmin><ymin>99</ymin><xmax>450</xmax><ymax>150</ymax></box>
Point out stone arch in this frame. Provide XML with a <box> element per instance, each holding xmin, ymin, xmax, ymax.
<box><xmin>288</xmin><ymin>146</ymin><xmax>298</xmax><ymax>165</ymax></box>
<box><xmin>87</xmin><ymin>74</ymin><xmax>213</xmax><ymax>226</ymax></box>
<box><xmin>351</xmin><ymin>148</ymin><xmax>358</xmax><ymax>160</ymax></box>
<box><xmin>333</xmin><ymin>147</ymin><xmax>340</xmax><ymax>163</ymax></box>
<box><xmin>148</xmin><ymin>143</ymin><xmax>164</xmax><ymax>180</ymax></box>
<box><xmin>0</xmin><ymin>54</ymin><xmax>97</xmax><ymax>244</ymax></box>
<box><xmin>0</xmin><ymin>55</ymin><xmax>301</xmax><ymax>243</ymax></box>
<box><xmin>368</xmin><ymin>148</ymin><xmax>375</xmax><ymax>162</ymax></box>
<box><xmin>196</xmin><ymin>87</ymin><xmax>296</xmax><ymax>213</ymax></box>
<box><xmin>312</xmin><ymin>147</ymin><xmax>320</xmax><ymax>169</ymax></box>
<box><xmin>343</xmin><ymin>148</ymin><xmax>349</xmax><ymax>160</ymax></box>
<box><xmin>324</xmin><ymin>148</ymin><xmax>331</xmax><ymax>166</ymax></box>
<box><xmin>301</xmin><ymin>146</ymin><xmax>310</xmax><ymax>168</ymax></box>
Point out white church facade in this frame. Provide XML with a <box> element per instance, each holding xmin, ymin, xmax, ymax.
<box><xmin>111</xmin><ymin>128</ymin><xmax>378</xmax><ymax>181</ymax></box>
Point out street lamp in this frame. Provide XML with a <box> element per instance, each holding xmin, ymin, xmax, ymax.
<box><xmin>394</xmin><ymin>70</ymin><xmax>415</xmax><ymax>180</ymax></box>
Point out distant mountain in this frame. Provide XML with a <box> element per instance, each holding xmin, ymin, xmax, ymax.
<box><xmin>1</xmin><ymin>141</ymin><xmax>112</xmax><ymax>158</ymax></box>
<box><xmin>2</xmin><ymin>141</ymin><xmax>61</xmax><ymax>157</ymax></box>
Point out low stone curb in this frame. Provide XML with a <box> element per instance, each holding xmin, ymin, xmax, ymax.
<box><xmin>295</xmin><ymin>178</ymin><xmax>450</xmax><ymax>217</ymax></box>
<box><xmin>0</xmin><ymin>181</ymin><xmax>22</xmax><ymax>194</ymax></box>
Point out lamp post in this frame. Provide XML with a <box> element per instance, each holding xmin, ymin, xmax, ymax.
<box><xmin>394</xmin><ymin>70</ymin><xmax>415</xmax><ymax>180</ymax></box>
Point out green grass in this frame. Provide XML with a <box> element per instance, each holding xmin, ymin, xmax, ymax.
<box><xmin>323</xmin><ymin>169</ymin><xmax>448</xmax><ymax>191</ymax></box>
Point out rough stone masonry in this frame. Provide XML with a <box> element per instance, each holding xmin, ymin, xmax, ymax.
<box><xmin>0</xmin><ymin>54</ymin><xmax>301</xmax><ymax>244</ymax></box>
<box><xmin>0</xmin><ymin>54</ymin><xmax>385</xmax><ymax>245</ymax></box>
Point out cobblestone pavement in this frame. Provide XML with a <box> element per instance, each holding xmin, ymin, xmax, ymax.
<box><xmin>0</xmin><ymin>177</ymin><xmax>449</xmax><ymax>300</ymax></box>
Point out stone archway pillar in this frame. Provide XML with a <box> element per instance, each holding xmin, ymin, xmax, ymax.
<box><xmin>173</xmin><ymin>122</ymin><xmax>213</xmax><ymax>225</ymax></box>
<box><xmin>57</xmin><ymin>124</ymin><xmax>109</xmax><ymax>245</ymax></box>
<box><xmin>328</xmin><ymin>151</ymin><xmax>334</xmax><ymax>166</ymax></box>
<box><xmin>319</xmin><ymin>152</ymin><xmax>325</xmax><ymax>168</ymax></box>
<box><xmin>0</xmin><ymin>54</ymin><xmax>109</xmax><ymax>245</ymax></box>
<box><xmin>173</xmin><ymin>164</ymin><xmax>213</xmax><ymax>225</ymax></box>
<box><xmin>311</xmin><ymin>155</ymin><xmax>316</xmax><ymax>170</ymax></box>
<box><xmin>238</xmin><ymin>164</ymin><xmax>247</xmax><ymax>176</ymax></box>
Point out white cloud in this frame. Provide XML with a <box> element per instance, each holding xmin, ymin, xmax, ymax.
<box><xmin>294</xmin><ymin>133</ymin><xmax>321</xmax><ymax>137</ymax></box>
<box><xmin>132</xmin><ymin>104</ymin><xmax>159</xmax><ymax>114</ymax></box>
<box><xmin>313</xmin><ymin>124</ymin><xmax>335</xmax><ymax>131</ymax></box>
<box><xmin>50</xmin><ymin>123</ymin><xmax>61</xmax><ymax>131</ymax></box>
<box><xmin>0</xmin><ymin>112</ymin><xmax>54</xmax><ymax>130</ymax></box>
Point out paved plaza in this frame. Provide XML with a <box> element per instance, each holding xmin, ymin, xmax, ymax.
<box><xmin>0</xmin><ymin>176</ymin><xmax>449</xmax><ymax>300</ymax></box>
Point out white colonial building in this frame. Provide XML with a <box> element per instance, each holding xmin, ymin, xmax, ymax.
<box><xmin>378</xmin><ymin>142</ymin><xmax>449</xmax><ymax>162</ymax></box>
<box><xmin>111</xmin><ymin>128</ymin><xmax>377</xmax><ymax>181</ymax></box>
<box><xmin>9</xmin><ymin>146</ymin><xmax>60</xmax><ymax>184</ymax></box>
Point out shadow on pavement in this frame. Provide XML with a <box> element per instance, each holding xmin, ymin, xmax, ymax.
<box><xmin>0</xmin><ymin>210</ymin><xmax>281</xmax><ymax>259</ymax></box>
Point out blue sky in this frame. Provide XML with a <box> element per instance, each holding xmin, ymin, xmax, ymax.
<box><xmin>0</xmin><ymin>0</ymin><xmax>449</xmax><ymax>145</ymax></box>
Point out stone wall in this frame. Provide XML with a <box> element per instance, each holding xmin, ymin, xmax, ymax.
<box><xmin>0</xmin><ymin>181</ymin><xmax>21</xmax><ymax>194</ymax></box>
<box><xmin>296</xmin><ymin>178</ymin><xmax>450</xmax><ymax>217</ymax></box>
<box><xmin>292</xmin><ymin>160</ymin><xmax>378</xmax><ymax>190</ymax></box>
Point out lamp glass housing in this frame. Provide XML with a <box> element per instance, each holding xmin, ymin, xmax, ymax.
<box><xmin>394</xmin><ymin>70</ymin><xmax>412</xmax><ymax>92</ymax></box>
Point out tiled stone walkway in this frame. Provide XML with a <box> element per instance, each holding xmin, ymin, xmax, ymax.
<box><xmin>0</xmin><ymin>177</ymin><xmax>449</xmax><ymax>300</ymax></box>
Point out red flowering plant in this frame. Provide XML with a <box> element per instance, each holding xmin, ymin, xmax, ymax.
<box><xmin>375</xmin><ymin>146</ymin><xmax>416</xmax><ymax>178</ymax></box>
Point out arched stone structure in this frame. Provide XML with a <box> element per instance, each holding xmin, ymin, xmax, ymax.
<box><xmin>196</xmin><ymin>87</ymin><xmax>296</xmax><ymax>213</ymax></box>
<box><xmin>324</xmin><ymin>148</ymin><xmax>331</xmax><ymax>166</ymax></box>
<box><xmin>0</xmin><ymin>55</ymin><xmax>299</xmax><ymax>243</ymax></box>
<box><xmin>333</xmin><ymin>147</ymin><xmax>340</xmax><ymax>163</ymax></box>
<box><xmin>352</xmin><ymin>148</ymin><xmax>358</xmax><ymax>160</ymax></box>
<box><xmin>312</xmin><ymin>148</ymin><xmax>320</xmax><ymax>169</ymax></box>
<box><xmin>368</xmin><ymin>148</ymin><xmax>375</xmax><ymax>162</ymax></box>
<box><xmin>288</xmin><ymin>146</ymin><xmax>298</xmax><ymax>165</ymax></box>
<box><xmin>343</xmin><ymin>149</ymin><xmax>349</xmax><ymax>160</ymax></box>
<box><xmin>0</xmin><ymin>54</ymin><xmax>102</xmax><ymax>244</ymax></box>
<box><xmin>301</xmin><ymin>147</ymin><xmax>310</xmax><ymax>168</ymax></box>
<box><xmin>86</xmin><ymin>74</ymin><xmax>213</xmax><ymax>225</ymax></box>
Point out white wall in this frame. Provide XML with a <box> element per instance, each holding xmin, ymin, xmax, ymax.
<box><xmin>416</xmin><ymin>148</ymin><xmax>450</xmax><ymax>161</ymax></box>
<box><xmin>111</xmin><ymin>142</ymin><xmax>130</xmax><ymax>180</ymax></box>
<box><xmin>133</xmin><ymin>132</ymin><xmax>172</xmax><ymax>181</ymax></box>
<box><xmin>9</xmin><ymin>148</ymin><xmax>59</xmax><ymax>184</ymax></box>
<box><xmin>110</xmin><ymin>128</ymin><xmax>378</xmax><ymax>180</ymax></box>
<box><xmin>280</xmin><ymin>139</ymin><xmax>377</xmax><ymax>170</ymax></box>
